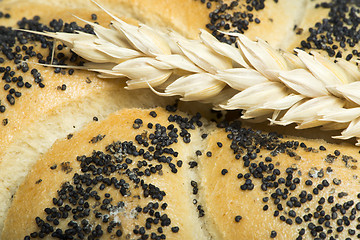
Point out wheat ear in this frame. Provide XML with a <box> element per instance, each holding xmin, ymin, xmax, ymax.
<box><xmin>25</xmin><ymin>3</ymin><xmax>360</xmax><ymax>146</ymax></box>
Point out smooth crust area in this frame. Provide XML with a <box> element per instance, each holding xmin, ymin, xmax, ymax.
<box><xmin>200</xmin><ymin>127</ymin><xmax>360</xmax><ymax>239</ymax></box>
<box><xmin>2</xmin><ymin>108</ymin><xmax>210</xmax><ymax>239</ymax></box>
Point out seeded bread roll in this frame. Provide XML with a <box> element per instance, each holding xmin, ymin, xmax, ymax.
<box><xmin>2</xmin><ymin>108</ymin><xmax>212</xmax><ymax>240</ymax></box>
<box><xmin>4</xmin><ymin>107</ymin><xmax>360</xmax><ymax>240</ymax></box>
<box><xmin>3</xmin><ymin>0</ymin><xmax>360</xmax><ymax>239</ymax></box>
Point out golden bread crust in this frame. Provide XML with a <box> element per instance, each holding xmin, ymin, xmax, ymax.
<box><xmin>3</xmin><ymin>1</ymin><xmax>360</xmax><ymax>239</ymax></box>
<box><xmin>2</xmin><ymin>108</ymin><xmax>209</xmax><ymax>239</ymax></box>
<box><xmin>200</xmin><ymin>127</ymin><xmax>360</xmax><ymax>239</ymax></box>
<box><xmin>5</xmin><ymin>107</ymin><xmax>360</xmax><ymax>239</ymax></box>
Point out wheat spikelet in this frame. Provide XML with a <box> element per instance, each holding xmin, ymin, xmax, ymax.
<box><xmin>25</xmin><ymin>2</ymin><xmax>360</xmax><ymax>146</ymax></box>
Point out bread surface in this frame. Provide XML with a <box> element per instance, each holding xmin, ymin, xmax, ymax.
<box><xmin>200</xmin><ymin>127</ymin><xmax>360</xmax><ymax>239</ymax></box>
<box><xmin>2</xmin><ymin>108</ymin><xmax>211</xmax><ymax>239</ymax></box>
<box><xmin>2</xmin><ymin>0</ymin><xmax>360</xmax><ymax>239</ymax></box>
<box><xmin>4</xmin><ymin>107</ymin><xmax>360</xmax><ymax>240</ymax></box>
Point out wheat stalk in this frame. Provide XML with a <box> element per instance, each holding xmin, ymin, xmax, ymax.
<box><xmin>25</xmin><ymin>2</ymin><xmax>360</xmax><ymax>145</ymax></box>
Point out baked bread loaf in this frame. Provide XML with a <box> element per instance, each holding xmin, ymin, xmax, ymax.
<box><xmin>2</xmin><ymin>108</ymin><xmax>212</xmax><ymax>239</ymax></box>
<box><xmin>2</xmin><ymin>0</ymin><xmax>360</xmax><ymax>239</ymax></box>
<box><xmin>3</xmin><ymin>107</ymin><xmax>360</xmax><ymax>240</ymax></box>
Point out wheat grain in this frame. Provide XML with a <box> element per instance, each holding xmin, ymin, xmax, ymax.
<box><xmin>25</xmin><ymin>3</ymin><xmax>360</xmax><ymax>145</ymax></box>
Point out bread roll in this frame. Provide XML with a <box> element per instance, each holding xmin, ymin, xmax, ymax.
<box><xmin>4</xmin><ymin>107</ymin><xmax>360</xmax><ymax>240</ymax></box>
<box><xmin>2</xmin><ymin>108</ymin><xmax>212</xmax><ymax>239</ymax></box>
<box><xmin>2</xmin><ymin>0</ymin><xmax>360</xmax><ymax>239</ymax></box>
